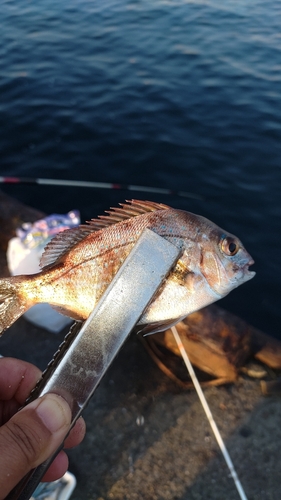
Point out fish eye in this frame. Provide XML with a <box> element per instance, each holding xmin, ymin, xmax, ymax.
<box><xmin>221</xmin><ymin>236</ymin><xmax>239</xmax><ymax>256</ymax></box>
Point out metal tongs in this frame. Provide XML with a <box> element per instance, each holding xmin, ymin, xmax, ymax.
<box><xmin>7</xmin><ymin>228</ymin><xmax>181</xmax><ymax>500</ymax></box>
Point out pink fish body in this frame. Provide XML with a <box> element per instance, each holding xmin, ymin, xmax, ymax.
<box><xmin>0</xmin><ymin>200</ymin><xmax>255</xmax><ymax>335</ymax></box>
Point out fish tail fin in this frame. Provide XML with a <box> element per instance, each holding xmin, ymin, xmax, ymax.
<box><xmin>0</xmin><ymin>277</ymin><xmax>30</xmax><ymax>335</ymax></box>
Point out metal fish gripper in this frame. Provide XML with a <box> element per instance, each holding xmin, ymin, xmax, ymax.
<box><xmin>7</xmin><ymin>228</ymin><xmax>181</xmax><ymax>500</ymax></box>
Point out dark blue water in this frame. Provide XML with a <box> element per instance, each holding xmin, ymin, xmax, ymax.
<box><xmin>1</xmin><ymin>0</ymin><xmax>281</xmax><ymax>337</ymax></box>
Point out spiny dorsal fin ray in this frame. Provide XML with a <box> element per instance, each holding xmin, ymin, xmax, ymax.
<box><xmin>40</xmin><ymin>200</ymin><xmax>170</xmax><ymax>270</ymax></box>
<box><xmin>86</xmin><ymin>200</ymin><xmax>170</xmax><ymax>229</ymax></box>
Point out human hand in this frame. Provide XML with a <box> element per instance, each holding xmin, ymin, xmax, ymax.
<box><xmin>0</xmin><ymin>357</ymin><xmax>86</xmax><ymax>499</ymax></box>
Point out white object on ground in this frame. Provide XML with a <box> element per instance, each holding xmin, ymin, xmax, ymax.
<box><xmin>31</xmin><ymin>471</ymin><xmax>76</xmax><ymax>500</ymax></box>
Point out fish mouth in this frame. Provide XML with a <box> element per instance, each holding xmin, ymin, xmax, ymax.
<box><xmin>244</xmin><ymin>258</ymin><xmax>256</xmax><ymax>278</ymax></box>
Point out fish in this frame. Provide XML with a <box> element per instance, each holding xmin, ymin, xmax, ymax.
<box><xmin>0</xmin><ymin>200</ymin><xmax>255</xmax><ymax>335</ymax></box>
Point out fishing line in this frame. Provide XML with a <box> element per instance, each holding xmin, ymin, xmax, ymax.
<box><xmin>171</xmin><ymin>325</ymin><xmax>248</xmax><ymax>500</ymax></box>
<box><xmin>0</xmin><ymin>176</ymin><xmax>203</xmax><ymax>200</ymax></box>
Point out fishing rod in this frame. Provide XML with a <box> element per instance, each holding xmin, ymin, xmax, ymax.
<box><xmin>0</xmin><ymin>176</ymin><xmax>203</xmax><ymax>200</ymax></box>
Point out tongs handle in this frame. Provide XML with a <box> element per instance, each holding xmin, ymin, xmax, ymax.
<box><xmin>6</xmin><ymin>229</ymin><xmax>181</xmax><ymax>500</ymax></box>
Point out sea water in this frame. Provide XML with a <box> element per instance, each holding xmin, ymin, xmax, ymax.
<box><xmin>1</xmin><ymin>0</ymin><xmax>281</xmax><ymax>336</ymax></box>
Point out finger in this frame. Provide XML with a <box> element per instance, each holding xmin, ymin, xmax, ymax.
<box><xmin>0</xmin><ymin>357</ymin><xmax>41</xmax><ymax>403</ymax></box>
<box><xmin>42</xmin><ymin>417</ymin><xmax>86</xmax><ymax>481</ymax></box>
<box><xmin>64</xmin><ymin>416</ymin><xmax>86</xmax><ymax>449</ymax></box>
<box><xmin>0</xmin><ymin>393</ymin><xmax>71</xmax><ymax>500</ymax></box>
<box><xmin>41</xmin><ymin>450</ymin><xmax>69</xmax><ymax>482</ymax></box>
<box><xmin>41</xmin><ymin>418</ymin><xmax>86</xmax><ymax>481</ymax></box>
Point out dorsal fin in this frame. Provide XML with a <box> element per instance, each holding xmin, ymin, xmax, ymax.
<box><xmin>40</xmin><ymin>200</ymin><xmax>170</xmax><ymax>270</ymax></box>
<box><xmin>40</xmin><ymin>225</ymin><xmax>94</xmax><ymax>270</ymax></box>
<box><xmin>86</xmin><ymin>199</ymin><xmax>170</xmax><ymax>230</ymax></box>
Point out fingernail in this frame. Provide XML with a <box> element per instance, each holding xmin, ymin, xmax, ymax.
<box><xmin>35</xmin><ymin>394</ymin><xmax>71</xmax><ymax>433</ymax></box>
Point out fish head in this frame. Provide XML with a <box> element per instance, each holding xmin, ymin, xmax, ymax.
<box><xmin>197</xmin><ymin>222</ymin><xmax>255</xmax><ymax>297</ymax></box>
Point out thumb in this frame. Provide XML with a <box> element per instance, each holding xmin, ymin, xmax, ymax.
<box><xmin>0</xmin><ymin>393</ymin><xmax>72</xmax><ymax>499</ymax></box>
